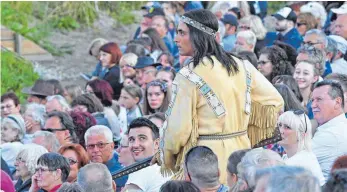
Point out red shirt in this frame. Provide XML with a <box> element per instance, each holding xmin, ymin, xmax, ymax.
<box><xmin>48</xmin><ymin>184</ymin><xmax>62</xmax><ymax>192</ymax></box>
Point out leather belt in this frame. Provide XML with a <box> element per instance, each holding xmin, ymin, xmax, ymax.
<box><xmin>198</xmin><ymin>130</ymin><xmax>247</xmax><ymax>140</ymax></box>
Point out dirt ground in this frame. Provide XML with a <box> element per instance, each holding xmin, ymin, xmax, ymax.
<box><xmin>34</xmin><ymin>12</ymin><xmax>140</xmax><ymax>88</ymax></box>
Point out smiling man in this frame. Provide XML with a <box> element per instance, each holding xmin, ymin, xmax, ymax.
<box><xmin>84</xmin><ymin>125</ymin><xmax>127</xmax><ymax>192</ymax></box>
<box><xmin>123</xmin><ymin>117</ymin><xmax>171</xmax><ymax>191</ymax></box>
<box><xmin>311</xmin><ymin>80</ymin><xmax>347</xmax><ymax>181</ymax></box>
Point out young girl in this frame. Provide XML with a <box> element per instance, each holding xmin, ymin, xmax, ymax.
<box><xmin>142</xmin><ymin>80</ymin><xmax>171</xmax><ymax>115</ymax></box>
<box><xmin>118</xmin><ymin>84</ymin><xmax>143</xmax><ymax>132</ymax></box>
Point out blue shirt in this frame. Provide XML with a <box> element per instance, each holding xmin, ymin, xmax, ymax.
<box><xmin>265</xmin><ymin>28</ymin><xmax>303</xmax><ymax>50</ymax></box>
<box><xmin>106</xmin><ymin>153</ymin><xmax>128</xmax><ymax>192</ymax></box>
<box><xmin>322</xmin><ymin>61</ymin><xmax>332</xmax><ymax>78</ymax></box>
<box><xmin>91</xmin><ymin>61</ymin><xmax>107</xmax><ymax>79</ymax></box>
<box><xmin>307</xmin><ymin>100</ymin><xmax>314</xmax><ymax>120</ymax></box>
<box><xmin>222</xmin><ymin>34</ymin><xmax>237</xmax><ymax>52</ymax></box>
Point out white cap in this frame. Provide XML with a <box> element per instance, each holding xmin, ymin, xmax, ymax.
<box><xmin>329</xmin><ymin>35</ymin><xmax>347</xmax><ymax>54</ymax></box>
<box><xmin>331</xmin><ymin>4</ymin><xmax>347</xmax><ymax>15</ymax></box>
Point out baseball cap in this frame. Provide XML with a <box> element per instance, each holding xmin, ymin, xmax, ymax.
<box><xmin>221</xmin><ymin>14</ymin><xmax>238</xmax><ymax>27</ymax></box>
<box><xmin>134</xmin><ymin>56</ymin><xmax>162</xmax><ymax>69</ymax></box>
<box><xmin>272</xmin><ymin>7</ymin><xmax>297</xmax><ymax>23</ymax></box>
<box><xmin>331</xmin><ymin>4</ymin><xmax>347</xmax><ymax>15</ymax></box>
<box><xmin>143</xmin><ymin>7</ymin><xmax>165</xmax><ymax>18</ymax></box>
<box><xmin>329</xmin><ymin>35</ymin><xmax>347</xmax><ymax>54</ymax></box>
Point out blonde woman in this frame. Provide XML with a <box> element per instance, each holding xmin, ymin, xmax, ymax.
<box><xmin>278</xmin><ymin>110</ymin><xmax>325</xmax><ymax>186</ymax></box>
<box><xmin>238</xmin><ymin>15</ymin><xmax>268</xmax><ymax>56</ymax></box>
<box><xmin>119</xmin><ymin>53</ymin><xmax>138</xmax><ymax>84</ymax></box>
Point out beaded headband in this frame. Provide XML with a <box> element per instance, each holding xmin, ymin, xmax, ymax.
<box><xmin>180</xmin><ymin>16</ymin><xmax>217</xmax><ymax>37</ymax></box>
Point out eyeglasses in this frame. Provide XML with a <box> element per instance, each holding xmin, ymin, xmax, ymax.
<box><xmin>301</xmin><ymin>41</ymin><xmax>322</xmax><ymax>47</ymax></box>
<box><xmin>35</xmin><ymin>167</ymin><xmax>54</xmax><ymax>175</ymax></box>
<box><xmin>296</xmin><ymin>22</ymin><xmax>307</xmax><ymax>27</ymax></box>
<box><xmin>15</xmin><ymin>157</ymin><xmax>26</xmax><ymax>163</ymax></box>
<box><xmin>257</xmin><ymin>60</ymin><xmax>270</xmax><ymax>65</ymax></box>
<box><xmin>67</xmin><ymin>158</ymin><xmax>78</xmax><ymax>165</ymax></box>
<box><xmin>292</xmin><ymin>109</ymin><xmax>307</xmax><ymax>133</ymax></box>
<box><xmin>86</xmin><ymin>142</ymin><xmax>110</xmax><ymax>150</ymax></box>
<box><xmin>42</xmin><ymin>128</ymin><xmax>67</xmax><ymax>133</ymax></box>
<box><xmin>120</xmin><ymin>64</ymin><xmax>134</xmax><ymax>69</ymax></box>
<box><xmin>239</xmin><ymin>25</ymin><xmax>251</xmax><ymax>30</ymax></box>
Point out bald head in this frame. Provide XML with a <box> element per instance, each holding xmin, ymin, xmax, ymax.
<box><xmin>334</xmin><ymin>14</ymin><xmax>347</xmax><ymax>39</ymax></box>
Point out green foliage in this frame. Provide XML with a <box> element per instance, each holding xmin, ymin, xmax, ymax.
<box><xmin>52</xmin><ymin>16</ymin><xmax>80</xmax><ymax>31</ymax></box>
<box><xmin>99</xmin><ymin>2</ymin><xmax>143</xmax><ymax>24</ymax></box>
<box><xmin>268</xmin><ymin>2</ymin><xmax>287</xmax><ymax>15</ymax></box>
<box><xmin>1</xmin><ymin>50</ymin><xmax>40</xmax><ymax>104</ymax></box>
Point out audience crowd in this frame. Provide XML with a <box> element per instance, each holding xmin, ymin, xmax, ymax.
<box><xmin>2</xmin><ymin>1</ymin><xmax>347</xmax><ymax>192</ymax></box>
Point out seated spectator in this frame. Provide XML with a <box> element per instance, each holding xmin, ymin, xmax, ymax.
<box><xmin>254</xmin><ymin>165</ymin><xmax>321</xmax><ymax>192</ymax></box>
<box><xmin>221</xmin><ymin>14</ymin><xmax>238</xmax><ymax>52</ymax></box>
<box><xmin>274</xmin><ymin>84</ymin><xmax>306</xmax><ymax>113</ymax></box>
<box><xmin>124</xmin><ymin>43</ymin><xmax>146</xmax><ymax>58</ymax></box>
<box><xmin>47</xmin><ymin>79</ymin><xmax>65</xmax><ymax>96</ymax></box>
<box><xmin>268</xmin><ymin>7</ymin><xmax>303</xmax><ymax>50</ymax></box>
<box><xmin>32</xmin><ymin>131</ymin><xmax>61</xmax><ymax>153</ymax></box>
<box><xmin>58</xmin><ymin>143</ymin><xmax>89</xmax><ymax>183</ymax></box>
<box><xmin>14</xmin><ymin>144</ymin><xmax>48</xmax><ymax>192</ymax></box>
<box><xmin>258</xmin><ymin>45</ymin><xmax>294</xmax><ymax>82</ymax></box>
<box><xmin>21</xmin><ymin>79</ymin><xmax>55</xmax><ymax>104</ymax></box>
<box><xmin>296</xmin><ymin>12</ymin><xmax>317</xmax><ymax>37</ymax></box>
<box><xmin>160</xmin><ymin>181</ymin><xmax>201</xmax><ymax>192</ymax></box>
<box><xmin>64</xmin><ymin>85</ymin><xmax>84</xmax><ymax>104</ymax></box>
<box><xmin>233</xmin><ymin>30</ymin><xmax>256</xmax><ymax>54</ymax></box>
<box><xmin>156</xmin><ymin>66</ymin><xmax>176</xmax><ymax>87</ymax></box>
<box><xmin>311</xmin><ymin>80</ymin><xmax>347</xmax><ymax>181</ymax></box>
<box><xmin>57</xmin><ymin>183</ymin><xmax>84</xmax><ymax>192</ymax></box>
<box><xmin>1</xmin><ymin>114</ymin><xmax>25</xmax><ymax>172</ymax></box>
<box><xmin>226</xmin><ymin>149</ymin><xmax>251</xmax><ymax>190</ymax></box>
<box><xmin>277</xmin><ymin>110</ymin><xmax>325</xmax><ymax>185</ymax></box>
<box><xmin>238</xmin><ymin>15</ymin><xmax>268</xmax><ymax>56</ymax></box>
<box><xmin>22</xmin><ymin>103</ymin><xmax>46</xmax><ymax>144</ymax></box>
<box><xmin>151</xmin><ymin>15</ymin><xmax>175</xmax><ymax>55</ymax></box>
<box><xmin>84</xmin><ymin>125</ymin><xmax>127</xmax><ymax>191</ymax></box>
<box><xmin>300</xmin><ymin>2</ymin><xmax>327</xmax><ymax>29</ymax></box>
<box><xmin>29</xmin><ymin>153</ymin><xmax>70</xmax><ymax>192</ymax></box>
<box><xmin>71</xmin><ymin>94</ymin><xmax>119</xmax><ymax>141</ymax></box>
<box><xmin>45</xmin><ymin>95</ymin><xmax>71</xmax><ymax>113</ymax></box>
<box><xmin>325</xmin><ymin>73</ymin><xmax>347</xmax><ymax>113</ymax></box>
<box><xmin>123</xmin><ymin>117</ymin><xmax>170</xmax><ymax>191</ymax></box>
<box><xmin>119</xmin><ymin>53</ymin><xmax>138</xmax><ymax>84</ymax></box>
<box><xmin>333</xmin><ymin>13</ymin><xmax>347</xmax><ymax>40</ymax></box>
<box><xmin>331</xmin><ymin>155</ymin><xmax>347</xmax><ymax>172</ymax></box>
<box><xmin>184</xmin><ymin>146</ymin><xmax>229</xmax><ymax>192</ymax></box>
<box><xmin>77</xmin><ymin>163</ymin><xmax>116</xmax><ymax>192</ymax></box>
<box><xmin>273</xmin><ymin>40</ymin><xmax>298</xmax><ymax>67</ymax></box>
<box><xmin>329</xmin><ymin>35</ymin><xmax>347</xmax><ymax>75</ymax></box>
<box><xmin>272</xmin><ymin>75</ymin><xmax>303</xmax><ymax>103</ymax></box>
<box><xmin>99</xmin><ymin>42</ymin><xmax>123</xmax><ymax>100</ymax></box>
<box><xmin>134</xmin><ymin>56</ymin><xmax>161</xmax><ymax>89</ymax></box>
<box><xmin>1</xmin><ymin>92</ymin><xmax>21</xmax><ymax>118</ymax></box>
<box><xmin>88</xmin><ymin>38</ymin><xmax>109</xmax><ymax>80</ymax></box>
<box><xmin>143</xmin><ymin>80</ymin><xmax>171</xmax><ymax>115</ymax></box>
<box><xmin>69</xmin><ymin>111</ymin><xmax>96</xmax><ymax>148</ymax></box>
<box><xmin>147</xmin><ymin>112</ymin><xmax>166</xmax><ymax>128</ymax></box>
<box><xmin>323</xmin><ymin>169</ymin><xmax>347</xmax><ymax>192</ymax></box>
<box><xmin>234</xmin><ymin>148</ymin><xmax>284</xmax><ymax>191</ymax></box>
<box><xmin>85</xmin><ymin>80</ymin><xmax>120</xmax><ymax>137</ymax></box>
<box><xmin>301</xmin><ymin>29</ymin><xmax>332</xmax><ymax>77</ymax></box>
<box><xmin>115</xmin><ymin>134</ymin><xmax>135</xmax><ymax>167</ymax></box>
<box><xmin>157</xmin><ymin>52</ymin><xmax>174</xmax><ymax>67</ymax></box>
<box><xmin>43</xmin><ymin>111</ymin><xmax>78</xmax><ymax>145</ymax></box>
<box><xmin>118</xmin><ymin>84</ymin><xmax>143</xmax><ymax>132</ymax></box>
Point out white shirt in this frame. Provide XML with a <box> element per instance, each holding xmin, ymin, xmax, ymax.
<box><xmin>126</xmin><ymin>164</ymin><xmax>171</xmax><ymax>192</ymax></box>
<box><xmin>312</xmin><ymin>114</ymin><xmax>347</xmax><ymax>181</ymax></box>
<box><xmin>284</xmin><ymin>150</ymin><xmax>325</xmax><ymax>186</ymax></box>
<box><xmin>331</xmin><ymin>58</ymin><xmax>347</xmax><ymax>75</ymax></box>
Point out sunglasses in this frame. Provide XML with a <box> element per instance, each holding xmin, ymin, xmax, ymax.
<box><xmin>42</xmin><ymin>128</ymin><xmax>67</xmax><ymax>133</ymax></box>
<box><xmin>67</xmin><ymin>158</ymin><xmax>78</xmax><ymax>165</ymax></box>
<box><xmin>296</xmin><ymin>22</ymin><xmax>307</xmax><ymax>27</ymax></box>
<box><xmin>291</xmin><ymin>109</ymin><xmax>307</xmax><ymax>133</ymax></box>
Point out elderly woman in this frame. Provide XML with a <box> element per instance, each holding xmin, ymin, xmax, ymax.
<box><xmin>29</xmin><ymin>153</ymin><xmax>70</xmax><ymax>192</ymax></box>
<box><xmin>1</xmin><ymin>114</ymin><xmax>25</xmax><ymax>172</ymax></box>
<box><xmin>1</xmin><ymin>92</ymin><xmax>21</xmax><ymax>118</ymax></box>
<box><xmin>14</xmin><ymin>144</ymin><xmax>48</xmax><ymax>192</ymax></box>
<box><xmin>22</xmin><ymin>103</ymin><xmax>46</xmax><ymax>144</ymax></box>
<box><xmin>277</xmin><ymin>110</ymin><xmax>325</xmax><ymax>186</ymax></box>
<box><xmin>258</xmin><ymin>45</ymin><xmax>294</xmax><ymax>82</ymax></box>
<box><xmin>58</xmin><ymin>144</ymin><xmax>89</xmax><ymax>182</ymax></box>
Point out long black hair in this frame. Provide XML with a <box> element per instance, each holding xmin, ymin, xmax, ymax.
<box><xmin>184</xmin><ymin>9</ymin><xmax>239</xmax><ymax>75</ymax></box>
